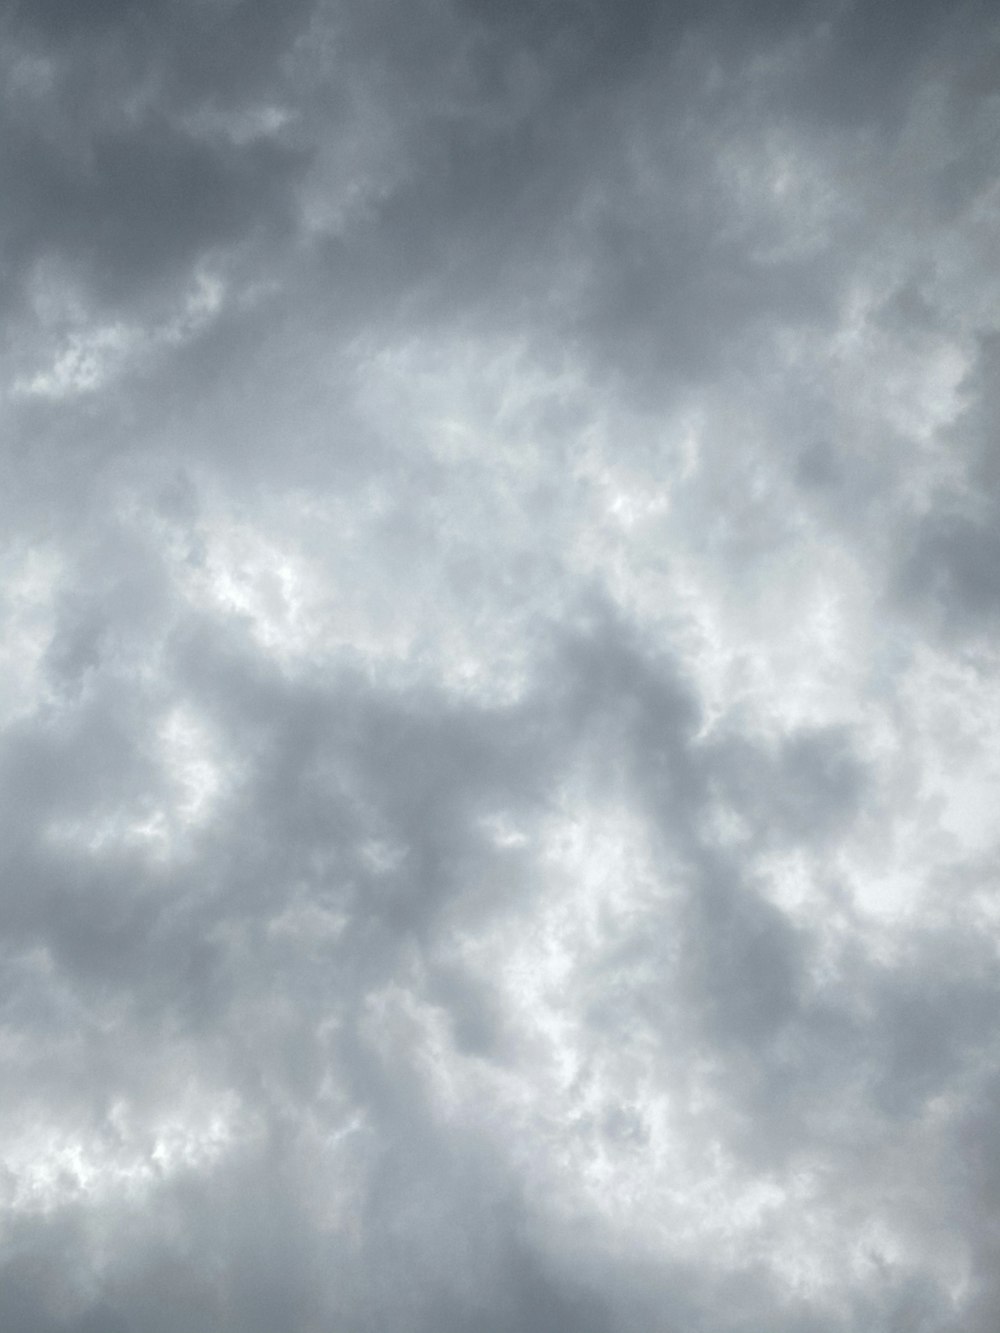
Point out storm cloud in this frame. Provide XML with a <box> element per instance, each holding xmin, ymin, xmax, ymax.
<box><xmin>2</xmin><ymin>1</ymin><xmax>1000</xmax><ymax>1330</ymax></box>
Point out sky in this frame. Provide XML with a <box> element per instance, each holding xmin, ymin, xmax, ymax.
<box><xmin>1</xmin><ymin>1</ymin><xmax>1000</xmax><ymax>1330</ymax></box>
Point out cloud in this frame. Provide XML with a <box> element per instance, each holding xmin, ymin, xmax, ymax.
<box><xmin>2</xmin><ymin>1</ymin><xmax>1000</xmax><ymax>1330</ymax></box>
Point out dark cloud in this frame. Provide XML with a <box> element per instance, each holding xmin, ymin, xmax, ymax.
<box><xmin>2</xmin><ymin>1</ymin><xmax>999</xmax><ymax>1331</ymax></box>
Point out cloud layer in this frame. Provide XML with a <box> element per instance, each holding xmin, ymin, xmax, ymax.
<box><xmin>2</xmin><ymin>2</ymin><xmax>1000</xmax><ymax>1330</ymax></box>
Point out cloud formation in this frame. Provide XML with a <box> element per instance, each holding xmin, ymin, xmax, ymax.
<box><xmin>2</xmin><ymin>2</ymin><xmax>1000</xmax><ymax>1330</ymax></box>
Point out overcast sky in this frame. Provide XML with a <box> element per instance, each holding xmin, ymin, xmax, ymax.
<box><xmin>2</xmin><ymin>2</ymin><xmax>1000</xmax><ymax>1330</ymax></box>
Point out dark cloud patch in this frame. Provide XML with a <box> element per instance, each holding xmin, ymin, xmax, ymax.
<box><xmin>895</xmin><ymin>334</ymin><xmax>1000</xmax><ymax>631</ymax></box>
<box><xmin>1</xmin><ymin>0</ymin><xmax>312</xmax><ymax>325</ymax></box>
<box><xmin>10</xmin><ymin>0</ymin><xmax>140</xmax><ymax>41</ymax></box>
<box><xmin>683</xmin><ymin>856</ymin><xmax>804</xmax><ymax>1047</ymax></box>
<box><xmin>868</xmin><ymin>960</ymin><xmax>1000</xmax><ymax>1118</ymax></box>
<box><xmin>10</xmin><ymin>0</ymin><xmax>317</xmax><ymax>102</ymax></box>
<box><xmin>898</xmin><ymin>506</ymin><xmax>1000</xmax><ymax>626</ymax></box>
<box><xmin>711</xmin><ymin>725</ymin><xmax>869</xmax><ymax>847</ymax></box>
<box><xmin>1</xmin><ymin>119</ymin><xmax>304</xmax><ymax>307</ymax></box>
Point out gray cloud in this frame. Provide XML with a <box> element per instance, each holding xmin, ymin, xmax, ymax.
<box><xmin>2</xmin><ymin>1</ymin><xmax>1000</xmax><ymax>1330</ymax></box>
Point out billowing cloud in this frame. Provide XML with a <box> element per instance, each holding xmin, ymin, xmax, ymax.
<box><xmin>2</xmin><ymin>2</ymin><xmax>1000</xmax><ymax>1330</ymax></box>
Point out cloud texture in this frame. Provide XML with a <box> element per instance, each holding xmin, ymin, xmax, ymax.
<box><xmin>2</xmin><ymin>1</ymin><xmax>1000</xmax><ymax>1329</ymax></box>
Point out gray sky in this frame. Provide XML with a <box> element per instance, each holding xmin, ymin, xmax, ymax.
<box><xmin>2</xmin><ymin>2</ymin><xmax>1000</xmax><ymax>1330</ymax></box>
